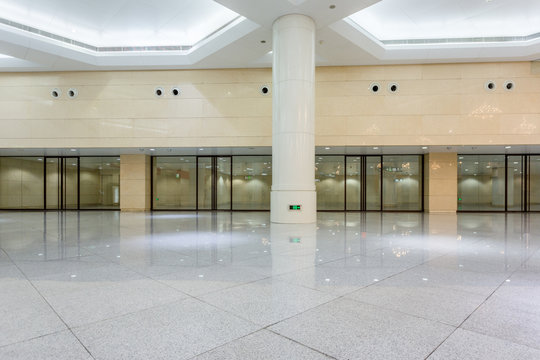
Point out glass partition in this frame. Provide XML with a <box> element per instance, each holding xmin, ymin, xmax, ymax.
<box><xmin>232</xmin><ymin>156</ymin><xmax>271</xmax><ymax>210</ymax></box>
<box><xmin>345</xmin><ymin>156</ymin><xmax>361</xmax><ymax>210</ymax></box>
<box><xmin>507</xmin><ymin>156</ymin><xmax>524</xmax><ymax>211</ymax></box>
<box><xmin>366</xmin><ymin>157</ymin><xmax>382</xmax><ymax>210</ymax></box>
<box><xmin>382</xmin><ymin>155</ymin><xmax>422</xmax><ymax>211</ymax></box>
<box><xmin>457</xmin><ymin>155</ymin><xmax>505</xmax><ymax>211</ymax></box>
<box><xmin>316</xmin><ymin>156</ymin><xmax>345</xmax><ymax>210</ymax></box>
<box><xmin>80</xmin><ymin>157</ymin><xmax>120</xmax><ymax>209</ymax></box>
<box><xmin>45</xmin><ymin>158</ymin><xmax>60</xmax><ymax>209</ymax></box>
<box><xmin>63</xmin><ymin>158</ymin><xmax>79</xmax><ymax>210</ymax></box>
<box><xmin>153</xmin><ymin>157</ymin><xmax>196</xmax><ymax>210</ymax></box>
<box><xmin>217</xmin><ymin>157</ymin><xmax>232</xmax><ymax>210</ymax></box>
<box><xmin>530</xmin><ymin>156</ymin><xmax>540</xmax><ymax>211</ymax></box>
<box><xmin>0</xmin><ymin>157</ymin><xmax>44</xmax><ymax>209</ymax></box>
<box><xmin>198</xmin><ymin>157</ymin><xmax>213</xmax><ymax>210</ymax></box>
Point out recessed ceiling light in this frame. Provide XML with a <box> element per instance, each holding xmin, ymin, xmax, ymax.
<box><xmin>325</xmin><ymin>147</ymin><xmax>331</xmax><ymax>150</ymax></box>
<box><xmin>505</xmin><ymin>146</ymin><xmax>512</xmax><ymax>149</ymax></box>
<box><xmin>70</xmin><ymin>148</ymin><xmax>77</xmax><ymax>152</ymax></box>
<box><xmin>149</xmin><ymin>148</ymin><xmax>155</xmax><ymax>151</ymax></box>
<box><xmin>421</xmin><ymin>146</ymin><xmax>428</xmax><ymax>150</ymax></box>
<box><xmin>373</xmin><ymin>147</ymin><xmax>379</xmax><ymax>150</ymax></box>
<box><xmin>199</xmin><ymin>148</ymin><xmax>204</xmax><ymax>151</ymax></box>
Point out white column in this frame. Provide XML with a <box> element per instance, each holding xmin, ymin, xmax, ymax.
<box><xmin>271</xmin><ymin>14</ymin><xmax>316</xmax><ymax>224</ymax></box>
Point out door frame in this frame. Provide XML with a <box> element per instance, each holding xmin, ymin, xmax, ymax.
<box><xmin>44</xmin><ymin>156</ymin><xmax>80</xmax><ymax>210</ymax></box>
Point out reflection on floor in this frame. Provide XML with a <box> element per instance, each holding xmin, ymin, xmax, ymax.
<box><xmin>0</xmin><ymin>211</ymin><xmax>539</xmax><ymax>359</ymax></box>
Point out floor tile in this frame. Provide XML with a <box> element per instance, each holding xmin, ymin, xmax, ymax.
<box><xmin>34</xmin><ymin>275</ymin><xmax>188</xmax><ymax>327</ymax></box>
<box><xmin>0</xmin><ymin>331</ymin><xmax>92</xmax><ymax>360</ymax></box>
<box><xmin>428</xmin><ymin>328</ymin><xmax>540</xmax><ymax>360</ymax></box>
<box><xmin>2</xmin><ymin>211</ymin><xmax>540</xmax><ymax>359</ymax></box>
<box><xmin>346</xmin><ymin>272</ymin><xmax>488</xmax><ymax>326</ymax></box>
<box><xmin>0</xmin><ymin>269</ymin><xmax>66</xmax><ymax>346</ymax></box>
<box><xmin>275</xmin><ymin>257</ymin><xmax>408</xmax><ymax>296</ymax></box>
<box><xmin>154</xmin><ymin>264</ymin><xmax>268</xmax><ymax>296</ymax></box>
<box><xmin>193</xmin><ymin>329</ymin><xmax>332</xmax><ymax>360</ymax></box>
<box><xmin>200</xmin><ymin>278</ymin><xmax>336</xmax><ymax>327</ymax></box>
<box><xmin>73</xmin><ymin>298</ymin><xmax>260</xmax><ymax>360</ymax></box>
<box><xmin>462</xmin><ymin>297</ymin><xmax>540</xmax><ymax>350</ymax></box>
<box><xmin>269</xmin><ymin>298</ymin><xmax>455</xmax><ymax>360</ymax></box>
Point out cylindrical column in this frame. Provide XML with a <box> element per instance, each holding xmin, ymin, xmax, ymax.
<box><xmin>271</xmin><ymin>14</ymin><xmax>316</xmax><ymax>223</ymax></box>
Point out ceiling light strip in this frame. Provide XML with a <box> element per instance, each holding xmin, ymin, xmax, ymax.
<box><xmin>0</xmin><ymin>15</ymin><xmax>242</xmax><ymax>53</ymax></box>
<box><xmin>382</xmin><ymin>33</ymin><xmax>540</xmax><ymax>45</ymax></box>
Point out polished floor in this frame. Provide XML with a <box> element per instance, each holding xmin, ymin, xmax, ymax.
<box><xmin>0</xmin><ymin>211</ymin><xmax>539</xmax><ymax>360</ymax></box>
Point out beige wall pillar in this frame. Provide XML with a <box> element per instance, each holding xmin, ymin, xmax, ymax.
<box><xmin>424</xmin><ymin>153</ymin><xmax>457</xmax><ymax>213</ymax></box>
<box><xmin>120</xmin><ymin>154</ymin><xmax>151</xmax><ymax>212</ymax></box>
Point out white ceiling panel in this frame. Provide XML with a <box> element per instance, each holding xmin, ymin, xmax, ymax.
<box><xmin>0</xmin><ymin>0</ymin><xmax>538</xmax><ymax>71</ymax></box>
<box><xmin>349</xmin><ymin>0</ymin><xmax>540</xmax><ymax>41</ymax></box>
<box><xmin>0</xmin><ymin>0</ymin><xmax>239</xmax><ymax>47</ymax></box>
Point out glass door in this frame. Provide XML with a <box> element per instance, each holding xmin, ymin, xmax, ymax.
<box><xmin>529</xmin><ymin>155</ymin><xmax>540</xmax><ymax>211</ymax></box>
<box><xmin>63</xmin><ymin>158</ymin><xmax>79</xmax><ymax>209</ymax></box>
<box><xmin>45</xmin><ymin>157</ymin><xmax>79</xmax><ymax>210</ymax></box>
<box><xmin>345</xmin><ymin>156</ymin><xmax>382</xmax><ymax>211</ymax></box>
<box><xmin>197</xmin><ymin>157</ymin><xmax>213</xmax><ymax>210</ymax></box>
<box><xmin>507</xmin><ymin>155</ymin><xmax>525</xmax><ymax>211</ymax></box>
<box><xmin>196</xmin><ymin>156</ymin><xmax>232</xmax><ymax>210</ymax></box>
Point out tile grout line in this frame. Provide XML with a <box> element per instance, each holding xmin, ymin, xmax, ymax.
<box><xmin>1</xmin><ymin>248</ymin><xmax>97</xmax><ymax>360</ymax></box>
<box><xmin>422</xmin><ymin>260</ymin><xmax>526</xmax><ymax>359</ymax></box>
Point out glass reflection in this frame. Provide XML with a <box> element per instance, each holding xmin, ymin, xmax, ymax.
<box><xmin>232</xmin><ymin>156</ymin><xmax>271</xmax><ymax>210</ymax></box>
<box><xmin>529</xmin><ymin>156</ymin><xmax>540</xmax><ymax>211</ymax></box>
<box><xmin>507</xmin><ymin>156</ymin><xmax>524</xmax><ymax>211</ymax></box>
<box><xmin>382</xmin><ymin>155</ymin><xmax>422</xmax><ymax>211</ymax></box>
<box><xmin>153</xmin><ymin>157</ymin><xmax>197</xmax><ymax>209</ymax></box>
<box><xmin>457</xmin><ymin>155</ymin><xmax>505</xmax><ymax>211</ymax></box>
<box><xmin>197</xmin><ymin>157</ymin><xmax>212</xmax><ymax>210</ymax></box>
<box><xmin>0</xmin><ymin>157</ymin><xmax>44</xmax><ymax>209</ymax></box>
<box><xmin>79</xmin><ymin>157</ymin><xmax>120</xmax><ymax>209</ymax></box>
<box><xmin>366</xmin><ymin>157</ymin><xmax>382</xmax><ymax>210</ymax></box>
<box><xmin>216</xmin><ymin>157</ymin><xmax>232</xmax><ymax>210</ymax></box>
<box><xmin>316</xmin><ymin>156</ymin><xmax>345</xmax><ymax>210</ymax></box>
<box><xmin>345</xmin><ymin>157</ymin><xmax>361</xmax><ymax>210</ymax></box>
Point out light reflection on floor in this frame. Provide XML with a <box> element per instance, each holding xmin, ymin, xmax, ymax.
<box><xmin>0</xmin><ymin>211</ymin><xmax>539</xmax><ymax>359</ymax></box>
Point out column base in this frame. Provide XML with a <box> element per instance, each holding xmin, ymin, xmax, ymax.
<box><xmin>271</xmin><ymin>190</ymin><xmax>316</xmax><ymax>224</ymax></box>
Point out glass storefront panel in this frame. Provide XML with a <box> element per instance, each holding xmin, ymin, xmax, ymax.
<box><xmin>232</xmin><ymin>156</ymin><xmax>271</xmax><ymax>210</ymax></box>
<box><xmin>507</xmin><ymin>156</ymin><xmax>523</xmax><ymax>211</ymax></box>
<box><xmin>316</xmin><ymin>156</ymin><xmax>345</xmax><ymax>210</ymax></box>
<box><xmin>153</xmin><ymin>157</ymin><xmax>196</xmax><ymax>209</ymax></box>
<box><xmin>46</xmin><ymin>158</ymin><xmax>60</xmax><ymax>209</ymax></box>
<box><xmin>217</xmin><ymin>157</ymin><xmax>232</xmax><ymax>210</ymax></box>
<box><xmin>80</xmin><ymin>157</ymin><xmax>120</xmax><ymax>209</ymax></box>
<box><xmin>345</xmin><ymin>156</ymin><xmax>361</xmax><ymax>210</ymax></box>
<box><xmin>0</xmin><ymin>157</ymin><xmax>44</xmax><ymax>209</ymax></box>
<box><xmin>198</xmin><ymin>157</ymin><xmax>213</xmax><ymax>210</ymax></box>
<box><xmin>366</xmin><ymin>156</ymin><xmax>382</xmax><ymax>210</ymax></box>
<box><xmin>457</xmin><ymin>155</ymin><xmax>505</xmax><ymax>211</ymax></box>
<box><xmin>530</xmin><ymin>156</ymin><xmax>540</xmax><ymax>211</ymax></box>
<box><xmin>382</xmin><ymin>155</ymin><xmax>422</xmax><ymax>211</ymax></box>
<box><xmin>63</xmin><ymin>158</ymin><xmax>79</xmax><ymax>210</ymax></box>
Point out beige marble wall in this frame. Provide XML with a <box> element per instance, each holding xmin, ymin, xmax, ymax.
<box><xmin>424</xmin><ymin>153</ymin><xmax>457</xmax><ymax>213</ymax></box>
<box><xmin>120</xmin><ymin>155</ymin><xmax>150</xmax><ymax>212</ymax></box>
<box><xmin>1</xmin><ymin>62</ymin><xmax>539</xmax><ymax>149</ymax></box>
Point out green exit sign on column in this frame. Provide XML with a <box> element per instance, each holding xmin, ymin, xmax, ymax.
<box><xmin>289</xmin><ymin>205</ymin><xmax>302</xmax><ymax>210</ymax></box>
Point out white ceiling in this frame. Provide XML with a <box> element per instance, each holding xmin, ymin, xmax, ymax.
<box><xmin>0</xmin><ymin>0</ymin><xmax>538</xmax><ymax>71</ymax></box>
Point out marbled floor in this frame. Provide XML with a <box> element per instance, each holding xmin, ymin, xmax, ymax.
<box><xmin>0</xmin><ymin>211</ymin><xmax>539</xmax><ymax>360</ymax></box>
